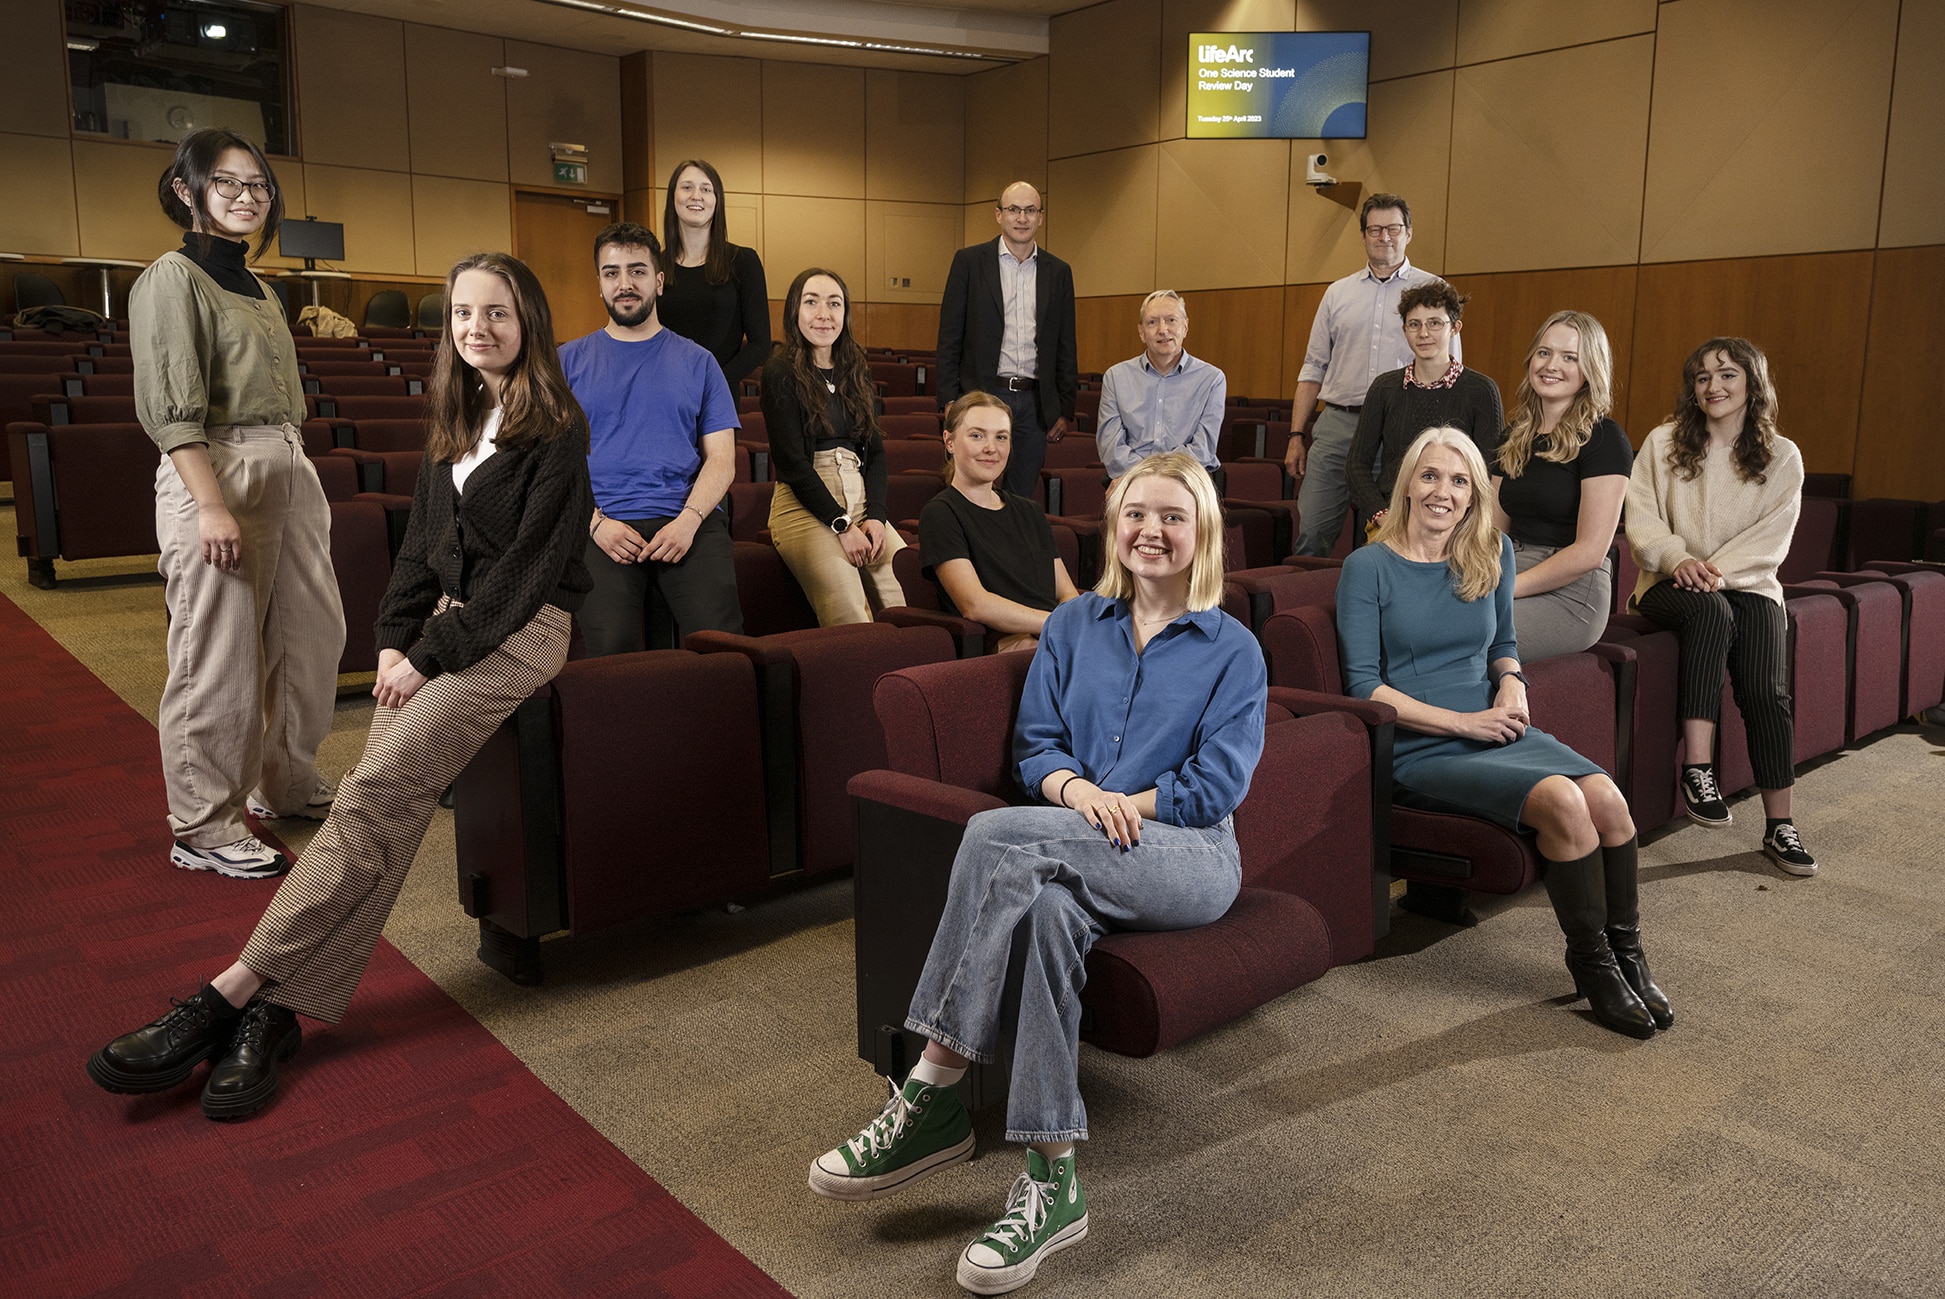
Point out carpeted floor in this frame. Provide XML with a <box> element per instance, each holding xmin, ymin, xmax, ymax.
<box><xmin>7</xmin><ymin>520</ymin><xmax>1945</xmax><ymax>1298</ymax></box>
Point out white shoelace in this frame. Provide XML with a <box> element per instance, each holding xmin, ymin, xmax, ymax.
<box><xmin>848</xmin><ymin>1079</ymin><xmax>919</xmax><ymax>1161</ymax></box>
<box><xmin>980</xmin><ymin>1172</ymin><xmax>1053</xmax><ymax>1252</ymax></box>
<box><xmin>1686</xmin><ymin>768</ymin><xmax>1723</xmax><ymax>801</ymax></box>
<box><xmin>1770</xmin><ymin>823</ymin><xmax>1805</xmax><ymax>852</ymax></box>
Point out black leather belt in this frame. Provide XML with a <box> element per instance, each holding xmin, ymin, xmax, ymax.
<box><xmin>1325</xmin><ymin>401</ymin><xmax>1362</xmax><ymax>413</ymax></box>
<box><xmin>999</xmin><ymin>376</ymin><xmax>1035</xmax><ymax>392</ymax></box>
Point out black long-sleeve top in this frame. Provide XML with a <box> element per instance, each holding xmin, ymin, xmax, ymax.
<box><xmin>374</xmin><ymin>426</ymin><xmax>594</xmax><ymax>679</ymax></box>
<box><xmin>759</xmin><ymin>354</ymin><xmax>888</xmax><ymax>527</ymax></box>
<box><xmin>658</xmin><ymin>245</ymin><xmax>771</xmax><ymax>387</ymax></box>
<box><xmin>1346</xmin><ymin>366</ymin><xmax>1504</xmax><ymax>522</ymax></box>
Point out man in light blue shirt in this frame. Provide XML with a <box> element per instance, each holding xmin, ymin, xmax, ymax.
<box><xmin>1094</xmin><ymin>290</ymin><xmax>1227</xmax><ymax>481</ymax></box>
<box><xmin>1287</xmin><ymin>193</ymin><xmax>1456</xmax><ymax>555</ymax></box>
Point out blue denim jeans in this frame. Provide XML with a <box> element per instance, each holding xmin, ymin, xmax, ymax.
<box><xmin>1292</xmin><ymin>404</ymin><xmax>1361</xmax><ymax>556</ymax></box>
<box><xmin>905</xmin><ymin>805</ymin><xmax>1242</xmax><ymax>1143</ymax></box>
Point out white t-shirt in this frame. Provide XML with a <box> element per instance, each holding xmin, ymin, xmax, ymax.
<box><xmin>451</xmin><ymin>406</ymin><xmax>502</xmax><ymax>493</ymax></box>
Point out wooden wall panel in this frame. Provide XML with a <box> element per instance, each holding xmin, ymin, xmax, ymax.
<box><xmin>1630</xmin><ymin>252</ymin><xmax>1874</xmax><ymax>475</ymax></box>
<box><xmin>405</xmin><ymin>25</ymin><xmax>507</xmax><ymax>183</ymax></box>
<box><xmin>620</xmin><ymin>53</ymin><xmax>653</xmax><ymax>197</ymax></box>
<box><xmin>412</xmin><ymin>176</ymin><xmax>513</xmax><ymax>278</ymax></box>
<box><xmin>3</xmin><ymin>0</ymin><xmax>71</xmax><ymax>139</ymax></box>
<box><xmin>71</xmin><ymin>140</ymin><xmax>186</xmax><ymax>262</ymax></box>
<box><xmin>1280</xmin><ymin>281</ymin><xmax>1328</xmax><ymax>398</ymax></box>
<box><xmin>1049</xmin><ymin>0</ymin><xmax>1162</xmax><ymax>159</ymax></box>
<box><xmin>293</xmin><ymin>6</ymin><xmax>409</xmax><ymax>172</ymax></box>
<box><xmin>300</xmin><ymin>164</ymin><xmax>417</xmax><ymax>276</ymax></box>
<box><xmin>505</xmin><ymin>42</ymin><xmax>622</xmax><ymax>193</ymax></box>
<box><xmin>1178</xmin><ymin>286</ymin><xmax>1287</xmax><ymax>401</ymax></box>
<box><xmin>653</xmin><ymin>54</ymin><xmax>764</xmax><ymax>191</ymax></box>
<box><xmin>1296</xmin><ymin>0</ymin><xmax>1455</xmax><ymax>82</ymax></box>
<box><xmin>0</xmin><ymin>134</ymin><xmax>78</xmax><ymax>256</ymax></box>
<box><xmin>1852</xmin><ymin>245</ymin><xmax>1945</xmax><ymax>500</ymax></box>
<box><xmin>964</xmin><ymin>59</ymin><xmax>1048</xmax><ymax>203</ymax></box>
<box><xmin>1445</xmin><ymin>265</ymin><xmax>1640</xmax><ymax>431</ymax></box>
<box><xmin>865</xmin><ymin>201</ymin><xmax>960</xmax><ymax>304</ymax></box>
<box><xmin>1156</xmin><ymin>138</ymin><xmax>1290</xmax><ymax>291</ymax></box>
<box><xmin>1878</xmin><ymin>0</ymin><xmax>1945</xmax><ymax>248</ymax></box>
<box><xmin>865</xmin><ymin>71</ymin><xmax>963</xmax><ymax>204</ymax></box>
<box><xmin>1076</xmin><ymin>294</ymin><xmax>1147</xmax><ymax>379</ymax></box>
<box><xmin>1046</xmin><ymin>147</ymin><xmax>1159</xmax><ymax>298</ymax></box>
<box><xmin>763</xmin><ymin>196</ymin><xmax>866</xmax><ymax>307</ymax></box>
<box><xmin>764</xmin><ymin>64</ymin><xmax>865</xmax><ymax>199</ymax></box>
<box><xmin>1455</xmin><ymin>0</ymin><xmax>1655</xmax><ymax>65</ymax></box>
<box><xmin>851</xmin><ymin>302</ymin><xmax>943</xmax><ymax>353</ymax></box>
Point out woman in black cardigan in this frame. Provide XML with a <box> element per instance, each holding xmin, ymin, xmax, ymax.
<box><xmin>763</xmin><ymin>266</ymin><xmax>906</xmax><ymax>625</ymax></box>
<box><xmin>86</xmin><ymin>252</ymin><xmax>593</xmax><ymax>1122</ymax></box>
<box><xmin>659</xmin><ymin>158</ymin><xmax>770</xmax><ymax>387</ymax></box>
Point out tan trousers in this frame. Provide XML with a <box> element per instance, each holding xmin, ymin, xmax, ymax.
<box><xmin>156</xmin><ymin>424</ymin><xmax>345</xmax><ymax>848</ymax></box>
<box><xmin>241</xmin><ymin>601</ymin><xmax>571</xmax><ymax>1023</ymax></box>
<box><xmin>769</xmin><ymin>447</ymin><xmax>907</xmax><ymax>626</ymax></box>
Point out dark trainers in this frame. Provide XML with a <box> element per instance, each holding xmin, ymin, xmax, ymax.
<box><xmin>957</xmin><ymin>1149</ymin><xmax>1090</xmax><ymax>1295</ymax></box>
<box><xmin>1681</xmin><ymin>766</ymin><xmax>1732</xmax><ymax>827</ymax></box>
<box><xmin>808</xmin><ymin>1075</ymin><xmax>975</xmax><ymax>1201</ymax></box>
<box><xmin>171</xmin><ymin>835</ymin><xmax>290</xmax><ymax>880</ymax></box>
<box><xmin>201</xmin><ymin>998</ymin><xmax>302</xmax><ymax>1120</ymax></box>
<box><xmin>1763</xmin><ymin>822</ymin><xmax>1818</xmax><ymax>877</ymax></box>
<box><xmin>86</xmin><ymin>985</ymin><xmax>243</xmax><ymax>1094</ymax></box>
<box><xmin>247</xmin><ymin>779</ymin><xmax>334</xmax><ymax>822</ymax></box>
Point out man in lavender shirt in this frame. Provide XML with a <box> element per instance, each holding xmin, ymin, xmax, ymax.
<box><xmin>1287</xmin><ymin>193</ymin><xmax>1455</xmax><ymax>555</ymax></box>
<box><xmin>1095</xmin><ymin>290</ymin><xmax>1226</xmax><ymax>482</ymax></box>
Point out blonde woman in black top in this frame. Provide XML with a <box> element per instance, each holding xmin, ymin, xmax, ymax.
<box><xmin>132</xmin><ymin>128</ymin><xmax>344</xmax><ymax>881</ymax></box>
<box><xmin>1491</xmin><ymin>310</ymin><xmax>1631</xmax><ymax>660</ymax></box>
<box><xmin>87</xmin><ymin>252</ymin><xmax>594</xmax><ymax>1122</ymax></box>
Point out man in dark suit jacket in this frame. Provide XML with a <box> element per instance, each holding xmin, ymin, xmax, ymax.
<box><xmin>936</xmin><ymin>181</ymin><xmax>1078</xmax><ymax>498</ymax></box>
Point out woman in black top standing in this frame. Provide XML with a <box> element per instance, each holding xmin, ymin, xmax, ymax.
<box><xmin>87</xmin><ymin>252</ymin><xmax>594</xmax><ymax>1122</ymax></box>
<box><xmin>919</xmin><ymin>391</ymin><xmax>1080</xmax><ymax>651</ymax></box>
<box><xmin>1346</xmin><ymin>281</ymin><xmax>1503</xmax><ymax>533</ymax></box>
<box><xmin>1492</xmin><ymin>309</ymin><xmax>1632</xmax><ymax>660</ymax></box>
<box><xmin>763</xmin><ymin>267</ymin><xmax>905</xmax><ymax>625</ymax></box>
<box><xmin>658</xmin><ymin>159</ymin><xmax>770</xmax><ymax>387</ymax></box>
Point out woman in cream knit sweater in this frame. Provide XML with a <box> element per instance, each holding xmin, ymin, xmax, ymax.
<box><xmin>1626</xmin><ymin>337</ymin><xmax>1814</xmax><ymax>876</ymax></box>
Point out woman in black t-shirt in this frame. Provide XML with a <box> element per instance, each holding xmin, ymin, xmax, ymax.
<box><xmin>918</xmin><ymin>392</ymin><xmax>1080</xmax><ymax>651</ymax></box>
<box><xmin>1492</xmin><ymin>310</ymin><xmax>1632</xmax><ymax>660</ymax></box>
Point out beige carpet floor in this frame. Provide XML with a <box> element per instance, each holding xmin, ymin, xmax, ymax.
<box><xmin>10</xmin><ymin>516</ymin><xmax>1943</xmax><ymax>1298</ymax></box>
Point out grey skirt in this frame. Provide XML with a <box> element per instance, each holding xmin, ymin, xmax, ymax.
<box><xmin>1510</xmin><ymin>538</ymin><xmax>1611</xmax><ymax>662</ymax></box>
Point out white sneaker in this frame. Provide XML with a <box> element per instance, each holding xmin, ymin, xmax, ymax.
<box><xmin>247</xmin><ymin>780</ymin><xmax>334</xmax><ymax>822</ymax></box>
<box><xmin>171</xmin><ymin>836</ymin><xmax>291</xmax><ymax>880</ymax></box>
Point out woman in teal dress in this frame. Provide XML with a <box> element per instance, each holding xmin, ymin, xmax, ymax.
<box><xmin>1336</xmin><ymin>426</ymin><xmax>1672</xmax><ymax>1039</ymax></box>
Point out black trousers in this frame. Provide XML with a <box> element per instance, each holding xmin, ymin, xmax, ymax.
<box><xmin>578</xmin><ymin>510</ymin><xmax>743</xmax><ymax>655</ymax></box>
<box><xmin>1636</xmin><ymin>579</ymin><xmax>1795</xmax><ymax>790</ymax></box>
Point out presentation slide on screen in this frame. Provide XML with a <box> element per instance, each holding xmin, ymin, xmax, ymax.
<box><xmin>1186</xmin><ymin>31</ymin><xmax>1370</xmax><ymax>140</ymax></box>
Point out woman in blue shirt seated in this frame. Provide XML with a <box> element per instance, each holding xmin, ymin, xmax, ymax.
<box><xmin>808</xmin><ymin>450</ymin><xmax>1267</xmax><ymax>1295</ymax></box>
<box><xmin>1336</xmin><ymin>426</ymin><xmax>1670</xmax><ymax>1041</ymax></box>
<box><xmin>920</xmin><ymin>391</ymin><xmax>1080</xmax><ymax>653</ymax></box>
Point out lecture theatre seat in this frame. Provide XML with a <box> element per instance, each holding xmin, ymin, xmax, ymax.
<box><xmin>1833</xmin><ymin>565</ymin><xmax>1945</xmax><ymax>719</ymax></box>
<box><xmin>1783</xmin><ymin>576</ymin><xmax>1904</xmax><ymax>744</ymax></box>
<box><xmin>874</xmin><ymin>522</ymin><xmax>1082</xmax><ymax>658</ymax></box>
<box><xmin>451</xmin><ymin>649</ymin><xmax>774</xmax><ymax>984</ymax></box>
<box><xmin>7</xmin><ymin>421</ymin><xmax>158</xmax><ymax>587</ymax></box>
<box><xmin>328</xmin><ymin>499</ymin><xmax>392</xmax><ymax>675</ymax></box>
<box><xmin>848</xmin><ymin>651</ymin><xmax>1377</xmax><ymax>1103</ymax></box>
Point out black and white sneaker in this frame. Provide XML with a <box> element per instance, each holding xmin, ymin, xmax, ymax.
<box><xmin>1681</xmin><ymin>766</ymin><xmax>1732</xmax><ymax>827</ymax></box>
<box><xmin>171</xmin><ymin>836</ymin><xmax>291</xmax><ymax>880</ymax></box>
<box><xmin>1762</xmin><ymin>822</ymin><xmax>1818</xmax><ymax>877</ymax></box>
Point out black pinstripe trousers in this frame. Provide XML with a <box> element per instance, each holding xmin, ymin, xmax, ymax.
<box><xmin>1637</xmin><ymin>580</ymin><xmax>1795</xmax><ymax>790</ymax></box>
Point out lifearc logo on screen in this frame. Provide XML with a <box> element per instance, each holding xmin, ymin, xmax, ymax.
<box><xmin>1186</xmin><ymin>31</ymin><xmax>1370</xmax><ymax>140</ymax></box>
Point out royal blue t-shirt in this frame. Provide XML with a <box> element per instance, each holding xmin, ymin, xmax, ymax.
<box><xmin>558</xmin><ymin>327</ymin><xmax>740</xmax><ymax>520</ymax></box>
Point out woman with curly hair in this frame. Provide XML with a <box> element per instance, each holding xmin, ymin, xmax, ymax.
<box><xmin>762</xmin><ymin>267</ymin><xmax>905</xmax><ymax>624</ymax></box>
<box><xmin>1626</xmin><ymin>337</ymin><xmax>1813</xmax><ymax>875</ymax></box>
<box><xmin>1492</xmin><ymin>310</ymin><xmax>1632</xmax><ymax>660</ymax></box>
<box><xmin>1338</xmin><ymin>427</ymin><xmax>1668</xmax><ymax>1039</ymax></box>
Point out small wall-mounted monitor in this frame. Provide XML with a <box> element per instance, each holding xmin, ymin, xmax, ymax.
<box><xmin>279</xmin><ymin>218</ymin><xmax>344</xmax><ymax>266</ymax></box>
<box><xmin>1186</xmin><ymin>32</ymin><xmax>1370</xmax><ymax>140</ymax></box>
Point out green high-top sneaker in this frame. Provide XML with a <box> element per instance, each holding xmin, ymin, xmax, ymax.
<box><xmin>956</xmin><ymin>1149</ymin><xmax>1089</xmax><ymax>1294</ymax></box>
<box><xmin>808</xmin><ymin>1074</ymin><xmax>974</xmax><ymax>1201</ymax></box>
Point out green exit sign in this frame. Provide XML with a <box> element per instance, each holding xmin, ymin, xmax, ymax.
<box><xmin>554</xmin><ymin>161</ymin><xmax>586</xmax><ymax>185</ymax></box>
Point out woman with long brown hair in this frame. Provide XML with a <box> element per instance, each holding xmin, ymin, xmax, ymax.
<box><xmin>657</xmin><ymin>158</ymin><xmax>770</xmax><ymax>386</ymax></box>
<box><xmin>1338</xmin><ymin>427</ymin><xmax>1669</xmax><ymax>1039</ymax></box>
<box><xmin>763</xmin><ymin>267</ymin><xmax>905</xmax><ymax>624</ymax></box>
<box><xmin>1626</xmin><ymin>337</ymin><xmax>1813</xmax><ymax>875</ymax></box>
<box><xmin>86</xmin><ymin>252</ymin><xmax>594</xmax><ymax>1121</ymax></box>
<box><xmin>1492</xmin><ymin>309</ymin><xmax>1632</xmax><ymax>660</ymax></box>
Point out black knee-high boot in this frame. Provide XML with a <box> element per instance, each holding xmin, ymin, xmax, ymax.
<box><xmin>1601</xmin><ymin>837</ymin><xmax>1673</xmax><ymax>1029</ymax></box>
<box><xmin>1542</xmin><ymin>847</ymin><xmax>1656</xmax><ymax>1039</ymax></box>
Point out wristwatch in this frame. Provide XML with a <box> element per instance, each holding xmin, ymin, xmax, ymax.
<box><xmin>1494</xmin><ymin>669</ymin><xmax>1529</xmax><ymax>689</ymax></box>
<box><xmin>829</xmin><ymin>514</ymin><xmax>853</xmax><ymax>535</ymax></box>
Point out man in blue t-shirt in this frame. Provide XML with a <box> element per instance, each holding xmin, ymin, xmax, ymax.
<box><xmin>561</xmin><ymin>222</ymin><xmax>743</xmax><ymax>652</ymax></box>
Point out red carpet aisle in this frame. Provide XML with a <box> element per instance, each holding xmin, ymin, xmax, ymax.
<box><xmin>0</xmin><ymin>591</ymin><xmax>791</xmax><ymax>1298</ymax></box>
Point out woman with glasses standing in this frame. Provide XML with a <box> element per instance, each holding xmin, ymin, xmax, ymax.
<box><xmin>1345</xmin><ymin>282</ymin><xmax>1502</xmax><ymax>536</ymax></box>
<box><xmin>657</xmin><ymin>158</ymin><xmax>770</xmax><ymax>388</ymax></box>
<box><xmin>129</xmin><ymin>128</ymin><xmax>344</xmax><ymax>881</ymax></box>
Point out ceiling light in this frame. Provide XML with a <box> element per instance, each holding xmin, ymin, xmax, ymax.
<box><xmin>526</xmin><ymin>0</ymin><xmax>1021</xmax><ymax>61</ymax></box>
<box><xmin>203</xmin><ymin>23</ymin><xmax>227</xmax><ymax>38</ymax></box>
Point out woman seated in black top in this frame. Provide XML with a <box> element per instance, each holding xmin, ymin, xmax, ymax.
<box><xmin>1346</xmin><ymin>280</ymin><xmax>1503</xmax><ymax>532</ymax></box>
<box><xmin>919</xmin><ymin>392</ymin><xmax>1080</xmax><ymax>651</ymax></box>
<box><xmin>657</xmin><ymin>158</ymin><xmax>770</xmax><ymax>388</ymax></box>
<box><xmin>762</xmin><ymin>267</ymin><xmax>906</xmax><ymax>625</ymax></box>
<box><xmin>86</xmin><ymin>252</ymin><xmax>594</xmax><ymax>1121</ymax></box>
<box><xmin>1491</xmin><ymin>309</ymin><xmax>1632</xmax><ymax>660</ymax></box>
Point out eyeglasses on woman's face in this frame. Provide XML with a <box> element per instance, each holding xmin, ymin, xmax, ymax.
<box><xmin>211</xmin><ymin>175</ymin><xmax>275</xmax><ymax>201</ymax></box>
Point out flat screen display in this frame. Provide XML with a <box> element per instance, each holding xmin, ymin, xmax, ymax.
<box><xmin>1186</xmin><ymin>32</ymin><xmax>1370</xmax><ymax>139</ymax></box>
<box><xmin>279</xmin><ymin>218</ymin><xmax>344</xmax><ymax>262</ymax></box>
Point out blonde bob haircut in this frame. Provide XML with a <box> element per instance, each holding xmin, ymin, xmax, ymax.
<box><xmin>940</xmin><ymin>390</ymin><xmax>1011</xmax><ymax>486</ymax></box>
<box><xmin>1093</xmin><ymin>450</ymin><xmax>1226</xmax><ymax>612</ymax></box>
<box><xmin>1369</xmin><ymin>426</ymin><xmax>1503</xmax><ymax>603</ymax></box>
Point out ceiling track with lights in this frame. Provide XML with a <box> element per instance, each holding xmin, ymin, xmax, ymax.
<box><xmin>530</xmin><ymin>0</ymin><xmax>1030</xmax><ymax>63</ymax></box>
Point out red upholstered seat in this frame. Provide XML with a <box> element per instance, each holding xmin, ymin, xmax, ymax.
<box><xmin>317</xmin><ymin>393</ymin><xmax>427</xmax><ymax>422</ymax></box>
<box><xmin>7</xmin><ymin>421</ymin><xmax>158</xmax><ymax>587</ymax></box>
<box><xmin>725</xmin><ymin>481</ymin><xmax>775</xmax><ymax>543</ymax></box>
<box><xmin>1221</xmin><ymin>562</ymin><xmax>1340</xmax><ymax>633</ymax></box>
<box><xmin>1786</xmin><ymin>576</ymin><xmax>1905</xmax><ymax>742</ymax></box>
<box><xmin>1848</xmin><ymin>498</ymin><xmax>1929</xmax><ymax>566</ymax></box>
<box><xmin>328</xmin><ymin>499</ymin><xmax>391</xmax><ymax>674</ymax></box>
<box><xmin>883</xmin><ymin>439</ymin><xmax>945</xmax><ymax>474</ymax></box>
<box><xmin>1780</xmin><ymin>496</ymin><xmax>1845</xmax><ymax>583</ymax></box>
<box><xmin>1847</xmin><ymin>566</ymin><xmax>1945</xmax><ymax>717</ymax></box>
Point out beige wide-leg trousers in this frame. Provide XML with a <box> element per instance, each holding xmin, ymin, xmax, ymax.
<box><xmin>155</xmin><ymin>424</ymin><xmax>344</xmax><ymax>848</ymax></box>
<box><xmin>240</xmin><ymin>602</ymin><xmax>571</xmax><ymax>1023</ymax></box>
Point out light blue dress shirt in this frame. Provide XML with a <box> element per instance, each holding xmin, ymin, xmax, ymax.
<box><xmin>1094</xmin><ymin>349</ymin><xmax>1228</xmax><ymax>478</ymax></box>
